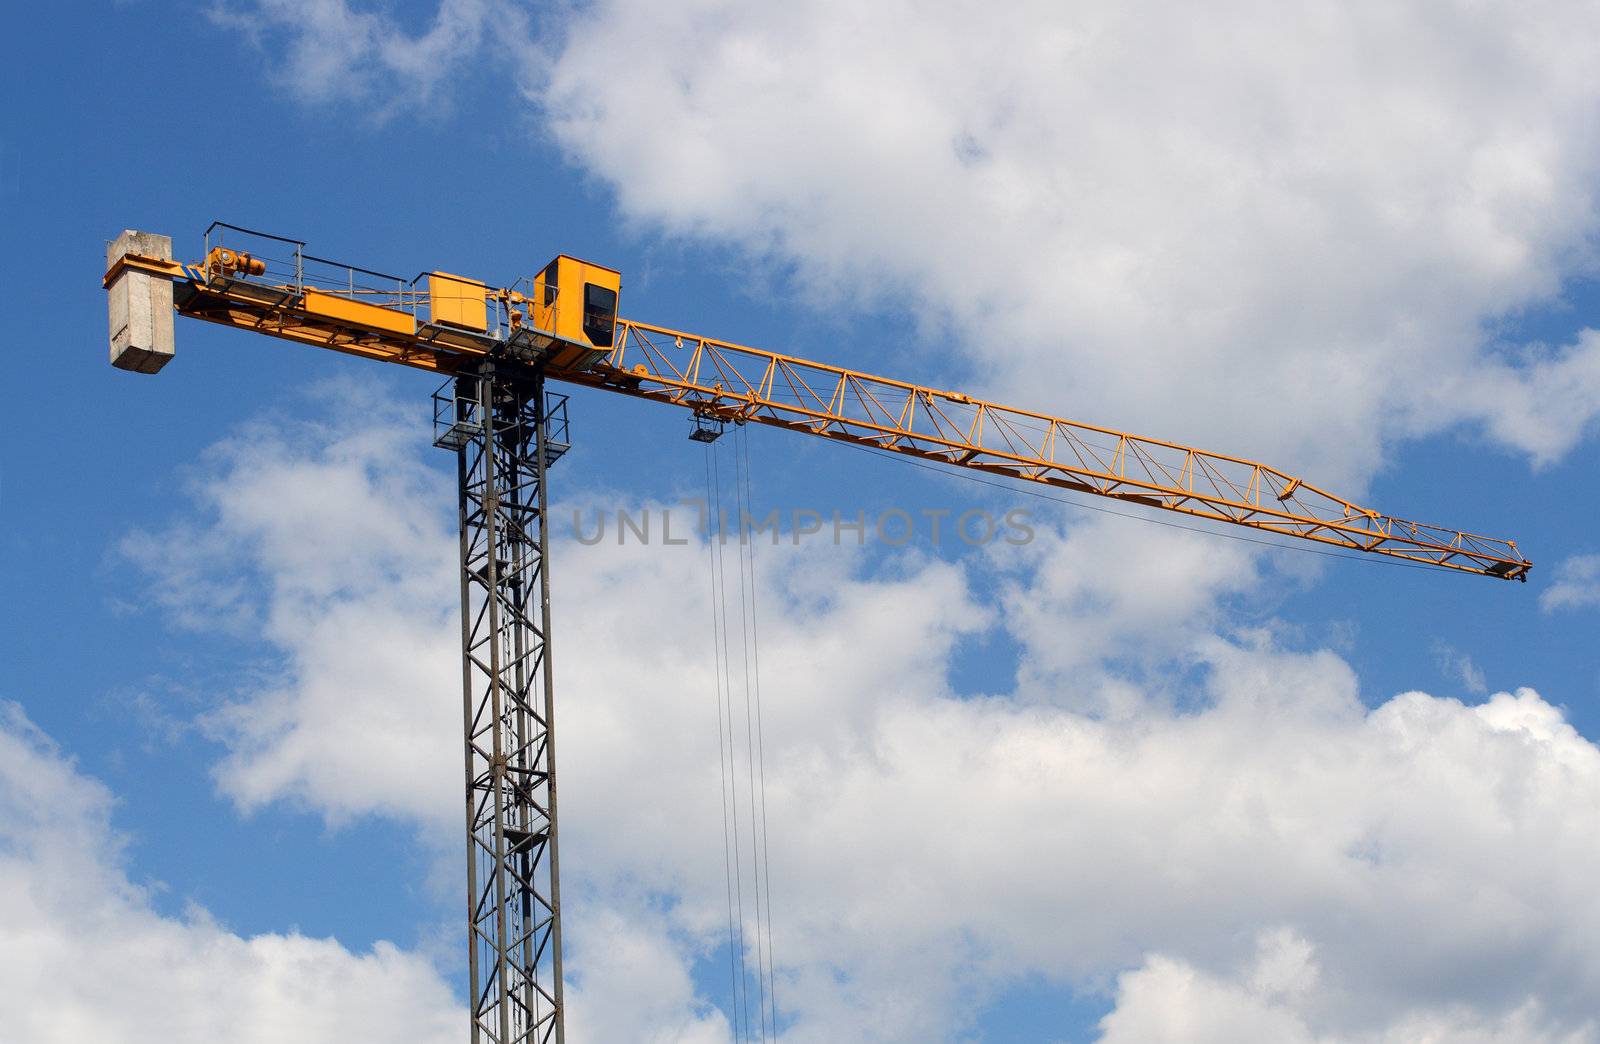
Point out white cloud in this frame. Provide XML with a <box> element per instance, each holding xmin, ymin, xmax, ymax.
<box><xmin>205</xmin><ymin>0</ymin><xmax>1600</xmax><ymax>510</ymax></box>
<box><xmin>993</xmin><ymin>517</ymin><xmax>1261</xmax><ymax>712</ymax></box>
<box><xmin>121</xmin><ymin>398</ymin><xmax>1600</xmax><ymax>1041</ymax></box>
<box><xmin>212</xmin><ymin>0</ymin><xmax>1600</xmax><ymax>517</ymax></box>
<box><xmin>211</xmin><ymin>0</ymin><xmax>527</xmax><ymax>116</ymax></box>
<box><xmin>123</xmin><ymin>381</ymin><xmax>463</xmax><ymax>830</ymax></box>
<box><xmin>0</xmin><ymin>701</ymin><xmax>462</xmax><ymax>1044</ymax></box>
<box><xmin>722</xmin><ymin>662</ymin><xmax>1600</xmax><ymax>1040</ymax></box>
<box><xmin>536</xmin><ymin>0</ymin><xmax>1600</xmax><ymax>493</ymax></box>
<box><xmin>1541</xmin><ymin>553</ymin><xmax>1600</xmax><ymax>613</ymax></box>
<box><xmin>1100</xmin><ymin>930</ymin><xmax>1595</xmax><ymax>1044</ymax></box>
<box><xmin>1432</xmin><ymin>638</ymin><xmax>1489</xmax><ymax>695</ymax></box>
<box><xmin>1443</xmin><ymin>331</ymin><xmax>1600</xmax><ymax>469</ymax></box>
<box><xmin>561</xmin><ymin>901</ymin><xmax>732</xmax><ymax>1044</ymax></box>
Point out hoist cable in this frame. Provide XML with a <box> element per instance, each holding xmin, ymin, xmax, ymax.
<box><xmin>704</xmin><ymin>445</ymin><xmax>747</xmax><ymax>1038</ymax></box>
<box><xmin>738</xmin><ymin>423</ymin><xmax>780</xmax><ymax>1036</ymax></box>
<box><xmin>711</xmin><ymin>441</ymin><xmax>758</xmax><ymax>1041</ymax></box>
<box><xmin>731</xmin><ymin>438</ymin><xmax>768</xmax><ymax>1041</ymax></box>
<box><xmin>727</xmin><ymin>434</ymin><xmax>770</xmax><ymax>1042</ymax></box>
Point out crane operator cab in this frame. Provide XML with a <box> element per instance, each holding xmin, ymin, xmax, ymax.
<box><xmin>531</xmin><ymin>255</ymin><xmax>620</xmax><ymax>371</ymax></box>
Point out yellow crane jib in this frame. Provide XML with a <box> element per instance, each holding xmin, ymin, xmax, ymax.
<box><xmin>103</xmin><ymin>222</ymin><xmax>1534</xmax><ymax>582</ymax></box>
<box><xmin>104</xmin><ymin>223</ymin><xmax>622</xmax><ymax>378</ymax></box>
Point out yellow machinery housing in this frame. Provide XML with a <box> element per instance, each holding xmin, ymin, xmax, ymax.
<box><xmin>429</xmin><ymin>272</ymin><xmax>489</xmax><ymax>332</ymax></box>
<box><xmin>304</xmin><ymin>289</ymin><xmax>417</xmax><ymax>337</ymax></box>
<box><xmin>534</xmin><ymin>255</ymin><xmax>620</xmax><ymax>370</ymax></box>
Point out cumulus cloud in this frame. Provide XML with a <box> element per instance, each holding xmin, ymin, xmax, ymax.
<box><xmin>121</xmin><ymin>396</ymin><xmax>1600</xmax><ymax>1041</ymax></box>
<box><xmin>214</xmin><ymin>0</ymin><xmax>1600</xmax><ymax>506</ymax></box>
<box><xmin>561</xmin><ymin>901</ymin><xmax>732</xmax><ymax>1043</ymax></box>
<box><xmin>122</xmin><ymin>380</ymin><xmax>463</xmax><ymax>830</ymax></box>
<box><xmin>993</xmin><ymin>517</ymin><xmax>1260</xmax><ymax>712</ymax></box>
<box><xmin>0</xmin><ymin>701</ymin><xmax>462</xmax><ymax>1044</ymax></box>
<box><xmin>1541</xmin><ymin>553</ymin><xmax>1600</xmax><ymax>613</ymax></box>
<box><xmin>537</xmin><ymin>0</ymin><xmax>1600</xmax><ymax>491</ymax></box>
<box><xmin>1443</xmin><ymin>331</ymin><xmax>1600</xmax><ymax>468</ymax></box>
<box><xmin>1100</xmin><ymin>929</ymin><xmax>1595</xmax><ymax>1044</ymax></box>
<box><xmin>1432</xmin><ymin>638</ymin><xmax>1490</xmax><ymax>695</ymax></box>
<box><xmin>728</xmin><ymin>662</ymin><xmax>1600</xmax><ymax>1040</ymax></box>
<box><xmin>210</xmin><ymin>0</ymin><xmax>531</xmax><ymax>115</ymax></box>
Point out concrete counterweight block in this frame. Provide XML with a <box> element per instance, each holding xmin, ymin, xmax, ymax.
<box><xmin>107</xmin><ymin>229</ymin><xmax>175</xmax><ymax>373</ymax></box>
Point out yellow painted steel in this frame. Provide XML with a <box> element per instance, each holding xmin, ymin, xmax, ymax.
<box><xmin>303</xmin><ymin>289</ymin><xmax>416</xmax><ymax>336</ymax></box>
<box><xmin>429</xmin><ymin>272</ymin><xmax>488</xmax><ymax>332</ymax></box>
<box><xmin>587</xmin><ymin>319</ymin><xmax>1530</xmax><ymax>580</ymax></box>
<box><xmin>101</xmin><ymin>253</ymin><xmax>187</xmax><ymax>287</ymax></box>
<box><xmin>202</xmin><ymin>246</ymin><xmax>267</xmax><ymax>279</ymax></box>
<box><xmin>534</xmin><ymin>255</ymin><xmax>620</xmax><ymax>355</ymax></box>
<box><xmin>105</xmin><ymin>236</ymin><xmax>1534</xmax><ymax>581</ymax></box>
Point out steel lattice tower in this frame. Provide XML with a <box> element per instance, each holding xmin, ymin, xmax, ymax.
<box><xmin>443</xmin><ymin>367</ymin><xmax>569</xmax><ymax>1044</ymax></box>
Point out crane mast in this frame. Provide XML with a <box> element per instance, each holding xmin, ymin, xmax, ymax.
<box><xmin>104</xmin><ymin>223</ymin><xmax>1534</xmax><ymax>1044</ymax></box>
<box><xmin>449</xmin><ymin>369</ymin><xmax>566</xmax><ymax>1043</ymax></box>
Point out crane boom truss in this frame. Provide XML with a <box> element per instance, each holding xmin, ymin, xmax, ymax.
<box><xmin>582</xmin><ymin>320</ymin><xmax>1528</xmax><ymax>578</ymax></box>
<box><xmin>104</xmin><ymin>239</ymin><xmax>1531</xmax><ymax>581</ymax></box>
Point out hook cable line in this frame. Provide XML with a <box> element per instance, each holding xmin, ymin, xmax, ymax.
<box><xmin>708</xmin><ymin>438</ymin><xmax>772</xmax><ymax>1041</ymax></box>
<box><xmin>736</xmin><ymin>423</ymin><xmax>779</xmax><ymax>1038</ymax></box>
<box><xmin>730</xmin><ymin>433</ymin><xmax>766</xmax><ymax>1041</ymax></box>
<box><xmin>704</xmin><ymin>446</ymin><xmax>748</xmax><ymax>1037</ymax></box>
<box><xmin>718</xmin><ymin>442</ymin><xmax>757</xmax><ymax>1042</ymax></box>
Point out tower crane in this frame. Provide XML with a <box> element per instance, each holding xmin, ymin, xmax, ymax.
<box><xmin>104</xmin><ymin>222</ymin><xmax>1533</xmax><ymax>1044</ymax></box>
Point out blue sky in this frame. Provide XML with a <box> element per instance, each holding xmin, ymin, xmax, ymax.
<box><xmin>6</xmin><ymin>2</ymin><xmax>1600</xmax><ymax>1041</ymax></box>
